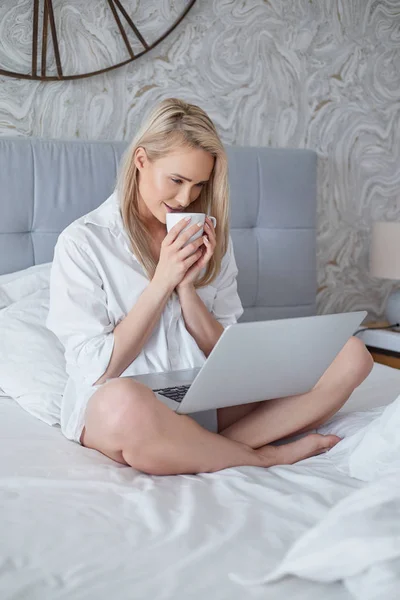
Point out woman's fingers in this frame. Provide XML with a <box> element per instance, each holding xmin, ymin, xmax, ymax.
<box><xmin>204</xmin><ymin>220</ymin><xmax>216</xmax><ymax>242</ymax></box>
<box><xmin>201</xmin><ymin>236</ymin><xmax>212</xmax><ymax>262</ymax></box>
<box><xmin>171</xmin><ymin>223</ymin><xmax>203</xmax><ymax>249</ymax></box>
<box><xmin>163</xmin><ymin>216</ymin><xmax>192</xmax><ymax>245</ymax></box>
<box><xmin>160</xmin><ymin>216</ymin><xmax>215</xmax><ymax>286</ymax></box>
<box><xmin>190</xmin><ymin>236</ymin><xmax>212</xmax><ymax>270</ymax></box>
<box><xmin>205</xmin><ymin>216</ymin><xmax>215</xmax><ymax>230</ymax></box>
<box><xmin>178</xmin><ymin>235</ymin><xmax>205</xmax><ymax>260</ymax></box>
<box><xmin>183</xmin><ymin>247</ymin><xmax>203</xmax><ymax>268</ymax></box>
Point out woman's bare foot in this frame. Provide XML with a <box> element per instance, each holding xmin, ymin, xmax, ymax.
<box><xmin>255</xmin><ymin>433</ymin><xmax>341</xmax><ymax>467</ymax></box>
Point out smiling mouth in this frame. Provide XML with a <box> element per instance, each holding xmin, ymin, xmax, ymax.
<box><xmin>164</xmin><ymin>203</ymin><xmax>182</xmax><ymax>212</ymax></box>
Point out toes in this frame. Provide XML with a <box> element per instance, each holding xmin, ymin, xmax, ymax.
<box><xmin>308</xmin><ymin>433</ymin><xmax>341</xmax><ymax>450</ymax></box>
<box><xmin>323</xmin><ymin>434</ymin><xmax>341</xmax><ymax>448</ymax></box>
<box><xmin>283</xmin><ymin>434</ymin><xmax>341</xmax><ymax>463</ymax></box>
<box><xmin>257</xmin><ymin>433</ymin><xmax>342</xmax><ymax>467</ymax></box>
<box><xmin>312</xmin><ymin>434</ymin><xmax>341</xmax><ymax>455</ymax></box>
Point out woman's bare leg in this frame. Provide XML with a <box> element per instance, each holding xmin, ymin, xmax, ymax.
<box><xmin>81</xmin><ymin>378</ymin><xmax>340</xmax><ymax>475</ymax></box>
<box><xmin>218</xmin><ymin>337</ymin><xmax>373</xmax><ymax>448</ymax></box>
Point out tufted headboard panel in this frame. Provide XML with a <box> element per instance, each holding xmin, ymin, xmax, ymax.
<box><xmin>0</xmin><ymin>138</ymin><xmax>317</xmax><ymax>321</ymax></box>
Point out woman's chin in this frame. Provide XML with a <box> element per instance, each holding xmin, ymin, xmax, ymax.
<box><xmin>156</xmin><ymin>211</ymin><xmax>168</xmax><ymax>225</ymax></box>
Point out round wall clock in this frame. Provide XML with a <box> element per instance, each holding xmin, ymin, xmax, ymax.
<box><xmin>0</xmin><ymin>0</ymin><xmax>196</xmax><ymax>81</ymax></box>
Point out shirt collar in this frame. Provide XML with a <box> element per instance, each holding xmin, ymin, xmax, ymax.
<box><xmin>83</xmin><ymin>192</ymin><xmax>138</xmax><ymax>261</ymax></box>
<box><xmin>83</xmin><ymin>191</ymin><xmax>124</xmax><ymax>238</ymax></box>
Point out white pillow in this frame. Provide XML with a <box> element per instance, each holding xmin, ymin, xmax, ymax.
<box><xmin>0</xmin><ymin>263</ymin><xmax>52</xmax><ymax>397</ymax></box>
<box><xmin>0</xmin><ymin>265</ymin><xmax>66</xmax><ymax>425</ymax></box>
<box><xmin>0</xmin><ymin>263</ymin><xmax>52</xmax><ymax>309</ymax></box>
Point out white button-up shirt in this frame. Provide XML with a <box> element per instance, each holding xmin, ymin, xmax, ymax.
<box><xmin>46</xmin><ymin>192</ymin><xmax>243</xmax><ymax>442</ymax></box>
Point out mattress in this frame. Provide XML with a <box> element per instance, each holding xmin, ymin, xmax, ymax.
<box><xmin>1</xmin><ymin>362</ymin><xmax>400</xmax><ymax>600</ymax></box>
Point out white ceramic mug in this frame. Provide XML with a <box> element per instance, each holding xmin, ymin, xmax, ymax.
<box><xmin>166</xmin><ymin>213</ymin><xmax>217</xmax><ymax>247</ymax></box>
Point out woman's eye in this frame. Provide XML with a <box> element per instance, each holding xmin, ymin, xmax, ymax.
<box><xmin>171</xmin><ymin>178</ymin><xmax>204</xmax><ymax>188</ymax></box>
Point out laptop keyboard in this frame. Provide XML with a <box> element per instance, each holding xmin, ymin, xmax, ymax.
<box><xmin>153</xmin><ymin>385</ymin><xmax>191</xmax><ymax>403</ymax></box>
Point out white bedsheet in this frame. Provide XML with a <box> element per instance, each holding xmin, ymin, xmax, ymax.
<box><xmin>246</xmin><ymin>471</ymin><xmax>400</xmax><ymax>600</ymax></box>
<box><xmin>232</xmin><ymin>376</ymin><xmax>400</xmax><ymax>599</ymax></box>
<box><xmin>1</xmin><ymin>363</ymin><xmax>400</xmax><ymax>600</ymax></box>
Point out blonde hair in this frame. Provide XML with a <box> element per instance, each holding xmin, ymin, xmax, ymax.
<box><xmin>117</xmin><ymin>98</ymin><xmax>229</xmax><ymax>288</ymax></box>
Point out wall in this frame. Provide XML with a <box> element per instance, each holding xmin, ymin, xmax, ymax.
<box><xmin>1</xmin><ymin>0</ymin><xmax>399</xmax><ymax>320</ymax></box>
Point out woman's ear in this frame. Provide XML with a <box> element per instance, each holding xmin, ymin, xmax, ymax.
<box><xmin>134</xmin><ymin>147</ymin><xmax>148</xmax><ymax>171</ymax></box>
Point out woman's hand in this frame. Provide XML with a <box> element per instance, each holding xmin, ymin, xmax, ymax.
<box><xmin>152</xmin><ymin>217</ymin><xmax>207</xmax><ymax>293</ymax></box>
<box><xmin>177</xmin><ymin>216</ymin><xmax>216</xmax><ymax>290</ymax></box>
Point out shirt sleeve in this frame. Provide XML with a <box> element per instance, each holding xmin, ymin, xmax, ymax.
<box><xmin>46</xmin><ymin>234</ymin><xmax>115</xmax><ymax>386</ymax></box>
<box><xmin>211</xmin><ymin>236</ymin><xmax>244</xmax><ymax>328</ymax></box>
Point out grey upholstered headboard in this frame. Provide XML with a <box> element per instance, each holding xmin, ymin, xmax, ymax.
<box><xmin>0</xmin><ymin>138</ymin><xmax>317</xmax><ymax>321</ymax></box>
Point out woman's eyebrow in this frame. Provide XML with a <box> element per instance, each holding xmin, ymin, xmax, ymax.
<box><xmin>171</xmin><ymin>173</ymin><xmax>209</xmax><ymax>184</ymax></box>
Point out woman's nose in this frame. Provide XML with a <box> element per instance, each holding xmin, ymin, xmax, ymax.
<box><xmin>176</xmin><ymin>188</ymin><xmax>193</xmax><ymax>208</ymax></box>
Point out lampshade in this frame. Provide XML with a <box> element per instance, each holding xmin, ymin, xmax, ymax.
<box><xmin>370</xmin><ymin>221</ymin><xmax>400</xmax><ymax>280</ymax></box>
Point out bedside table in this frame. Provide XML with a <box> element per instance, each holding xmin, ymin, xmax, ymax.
<box><xmin>357</xmin><ymin>322</ymin><xmax>400</xmax><ymax>370</ymax></box>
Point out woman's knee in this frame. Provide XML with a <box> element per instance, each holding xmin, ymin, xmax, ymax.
<box><xmin>83</xmin><ymin>378</ymin><xmax>161</xmax><ymax>449</ymax></box>
<box><xmin>343</xmin><ymin>336</ymin><xmax>374</xmax><ymax>386</ymax></box>
<box><xmin>315</xmin><ymin>335</ymin><xmax>373</xmax><ymax>393</ymax></box>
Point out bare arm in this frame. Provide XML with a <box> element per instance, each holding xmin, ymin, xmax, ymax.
<box><xmin>177</xmin><ymin>284</ymin><xmax>224</xmax><ymax>358</ymax></box>
<box><xmin>174</xmin><ymin>217</ymin><xmax>224</xmax><ymax>357</ymax></box>
<box><xmin>94</xmin><ymin>279</ymin><xmax>173</xmax><ymax>385</ymax></box>
<box><xmin>94</xmin><ymin>218</ymin><xmax>205</xmax><ymax>385</ymax></box>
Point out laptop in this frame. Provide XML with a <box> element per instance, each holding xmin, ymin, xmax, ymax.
<box><xmin>123</xmin><ymin>311</ymin><xmax>367</xmax><ymax>415</ymax></box>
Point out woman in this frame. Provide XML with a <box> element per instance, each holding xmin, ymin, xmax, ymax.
<box><xmin>47</xmin><ymin>98</ymin><xmax>373</xmax><ymax>475</ymax></box>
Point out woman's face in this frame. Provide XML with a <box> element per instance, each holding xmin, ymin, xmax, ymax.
<box><xmin>134</xmin><ymin>145</ymin><xmax>214</xmax><ymax>229</ymax></box>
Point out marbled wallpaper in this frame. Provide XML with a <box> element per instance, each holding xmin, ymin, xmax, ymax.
<box><xmin>0</xmin><ymin>0</ymin><xmax>399</xmax><ymax>320</ymax></box>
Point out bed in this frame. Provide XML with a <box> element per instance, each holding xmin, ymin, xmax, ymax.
<box><xmin>1</xmin><ymin>138</ymin><xmax>399</xmax><ymax>599</ymax></box>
